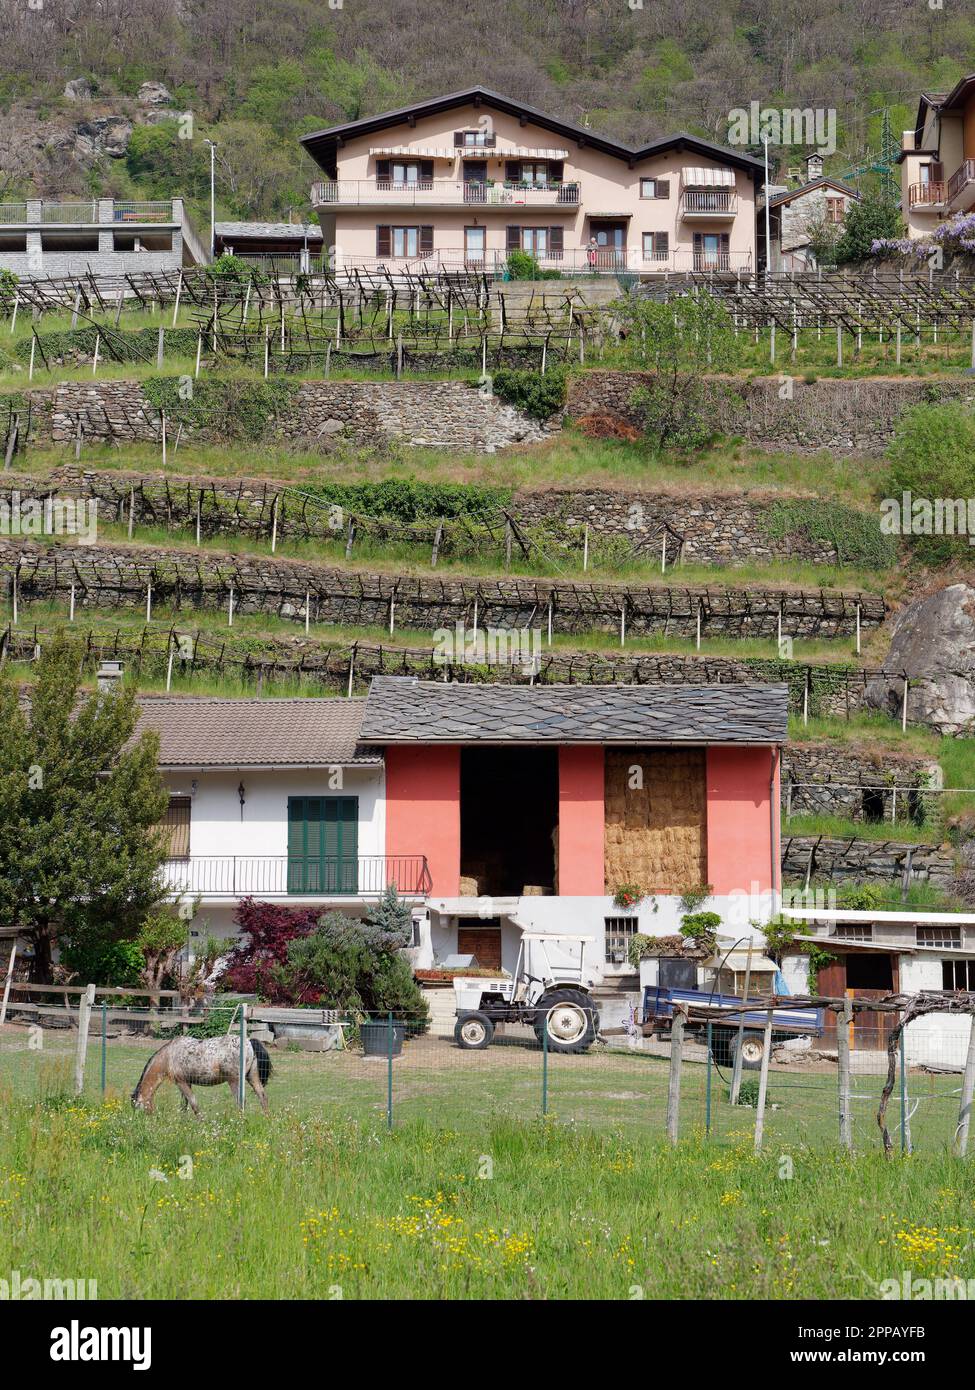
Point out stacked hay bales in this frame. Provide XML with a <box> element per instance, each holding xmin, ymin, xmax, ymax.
<box><xmin>604</xmin><ymin>749</ymin><xmax>707</xmax><ymax>894</ymax></box>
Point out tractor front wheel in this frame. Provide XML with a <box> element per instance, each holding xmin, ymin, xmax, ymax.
<box><xmin>534</xmin><ymin>990</ymin><xmax>597</xmax><ymax>1053</ymax></box>
<box><xmin>455</xmin><ymin>1012</ymin><xmax>495</xmax><ymax>1049</ymax></box>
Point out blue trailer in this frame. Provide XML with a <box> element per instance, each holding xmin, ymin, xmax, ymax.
<box><xmin>642</xmin><ymin>985</ymin><xmax>825</xmax><ymax>1069</ymax></box>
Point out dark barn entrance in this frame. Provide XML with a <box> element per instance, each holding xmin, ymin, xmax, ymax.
<box><xmin>460</xmin><ymin>747</ymin><xmax>558</xmax><ymax>897</ymax></box>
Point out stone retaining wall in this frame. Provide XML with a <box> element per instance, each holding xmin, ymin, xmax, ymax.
<box><xmin>567</xmin><ymin>371</ymin><xmax>975</xmax><ymax>453</ymax></box>
<box><xmin>782</xmin><ymin>744</ymin><xmax>942</xmax><ymax>828</ymax></box>
<box><xmin>0</xmin><ymin>539</ymin><xmax>885</xmax><ymax>639</ymax></box>
<box><xmin>781</xmin><ymin>835</ymin><xmax>955</xmax><ymax>884</ymax></box>
<box><xmin>2</xmin><ymin>468</ymin><xmax>871</xmax><ymax>569</ymax></box>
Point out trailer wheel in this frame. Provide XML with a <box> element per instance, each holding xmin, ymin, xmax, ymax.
<box><xmin>455</xmin><ymin>1012</ymin><xmax>494</xmax><ymax>1050</ymax></box>
<box><xmin>731</xmin><ymin>1032</ymin><xmax>765</xmax><ymax>1071</ymax></box>
<box><xmin>534</xmin><ymin>990</ymin><xmax>597</xmax><ymax>1053</ymax></box>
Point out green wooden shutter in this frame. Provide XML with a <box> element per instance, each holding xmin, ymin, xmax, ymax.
<box><xmin>288</xmin><ymin>796</ymin><xmax>358</xmax><ymax>895</ymax></box>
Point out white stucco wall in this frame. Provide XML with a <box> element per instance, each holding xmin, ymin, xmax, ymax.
<box><xmin>900</xmin><ymin>954</ymin><xmax>973</xmax><ymax>1070</ymax></box>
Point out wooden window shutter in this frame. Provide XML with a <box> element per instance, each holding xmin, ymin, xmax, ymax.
<box><xmin>375</xmin><ymin>159</ymin><xmax>390</xmax><ymax>181</ymax></box>
<box><xmin>654</xmin><ymin>230</ymin><xmax>669</xmax><ymax>253</ymax></box>
<box><xmin>693</xmin><ymin>231</ymin><xmax>702</xmax><ymax>251</ymax></box>
<box><xmin>720</xmin><ymin>232</ymin><xmax>730</xmax><ymax>251</ymax></box>
<box><xmin>419</xmin><ymin>225</ymin><xmax>434</xmax><ymax>254</ymax></box>
<box><xmin>931</xmin><ymin>161</ymin><xmax>944</xmax><ymax>181</ymax></box>
<box><xmin>157</xmin><ymin>796</ymin><xmax>191</xmax><ymax>860</ymax></box>
<box><xmin>549</xmin><ymin>160</ymin><xmax>564</xmax><ymax>182</ymax></box>
<box><xmin>454</xmin><ymin>131</ymin><xmax>464</xmax><ymax>147</ymax></box>
<box><xmin>655</xmin><ymin>178</ymin><xmax>670</xmax><ymax>199</ymax></box>
<box><xmin>506</xmin><ymin>225</ymin><xmax>521</xmax><ymax>251</ymax></box>
<box><xmin>549</xmin><ymin>226</ymin><xmax>564</xmax><ymax>253</ymax></box>
<box><xmin>506</xmin><ymin>161</ymin><xmax>522</xmax><ymax>181</ymax></box>
<box><xmin>419</xmin><ymin>160</ymin><xmax>433</xmax><ymax>182</ymax></box>
<box><xmin>376</xmin><ymin>225</ymin><xmax>391</xmax><ymax>256</ymax></box>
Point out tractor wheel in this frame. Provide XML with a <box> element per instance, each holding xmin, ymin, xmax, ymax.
<box><xmin>534</xmin><ymin>990</ymin><xmax>597</xmax><ymax>1053</ymax></box>
<box><xmin>731</xmin><ymin>1032</ymin><xmax>765</xmax><ymax>1071</ymax></box>
<box><xmin>454</xmin><ymin>1012</ymin><xmax>495</xmax><ymax>1050</ymax></box>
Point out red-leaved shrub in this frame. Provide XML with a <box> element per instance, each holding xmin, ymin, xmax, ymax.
<box><xmin>221</xmin><ymin>897</ymin><xmax>321</xmax><ymax>1001</ymax></box>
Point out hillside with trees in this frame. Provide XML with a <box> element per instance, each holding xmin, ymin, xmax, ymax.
<box><xmin>0</xmin><ymin>0</ymin><xmax>972</xmax><ymax>223</ymax></box>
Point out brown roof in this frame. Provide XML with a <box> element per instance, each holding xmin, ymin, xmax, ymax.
<box><xmin>135</xmin><ymin>696</ymin><xmax>382</xmax><ymax>768</ymax></box>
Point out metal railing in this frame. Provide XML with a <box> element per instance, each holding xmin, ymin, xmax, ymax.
<box><xmin>947</xmin><ymin>159</ymin><xmax>975</xmax><ymax>204</ymax></box>
<box><xmin>679</xmin><ymin>189</ymin><xmax>738</xmax><ymax>215</ymax></box>
<box><xmin>312</xmin><ymin>179</ymin><xmax>579</xmax><ymax>208</ymax></box>
<box><xmin>161</xmin><ymin>854</ymin><xmax>432</xmax><ymax>898</ymax></box>
<box><xmin>111</xmin><ymin>201</ymin><xmax>175</xmax><ymax>223</ymax></box>
<box><xmin>0</xmin><ymin>204</ymin><xmax>28</xmax><ymax>224</ymax></box>
<box><xmin>39</xmin><ymin>201</ymin><xmax>99</xmax><ymax>224</ymax></box>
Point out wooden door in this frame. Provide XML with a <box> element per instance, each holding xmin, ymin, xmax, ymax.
<box><xmin>457</xmin><ymin>927</ymin><xmax>503</xmax><ymax>972</ymax></box>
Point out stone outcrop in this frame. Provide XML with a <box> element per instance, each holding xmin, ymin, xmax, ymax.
<box><xmin>865</xmin><ymin>583</ymin><xmax>975</xmax><ymax>735</ymax></box>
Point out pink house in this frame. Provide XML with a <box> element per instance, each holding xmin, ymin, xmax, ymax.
<box><xmin>302</xmin><ymin>86</ymin><xmax>764</xmax><ymax>277</ymax></box>
<box><xmin>359</xmin><ymin>678</ymin><xmax>786</xmax><ymax>978</ymax></box>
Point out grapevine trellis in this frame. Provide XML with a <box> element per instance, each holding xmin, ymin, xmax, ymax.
<box><xmin>0</xmin><ymin>622</ymin><xmax>928</xmax><ymax>723</ymax></box>
<box><xmin>642</xmin><ymin>266</ymin><xmax>975</xmax><ymax>337</ymax></box>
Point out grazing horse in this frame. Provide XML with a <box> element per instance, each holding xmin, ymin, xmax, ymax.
<box><xmin>131</xmin><ymin>1035</ymin><xmax>272</xmax><ymax>1115</ymax></box>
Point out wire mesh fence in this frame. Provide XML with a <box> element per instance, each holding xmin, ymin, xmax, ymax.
<box><xmin>1</xmin><ymin>997</ymin><xmax>972</xmax><ymax>1159</ymax></box>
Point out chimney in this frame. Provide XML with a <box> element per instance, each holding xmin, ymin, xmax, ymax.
<box><xmin>96</xmin><ymin>660</ymin><xmax>124</xmax><ymax>692</ymax></box>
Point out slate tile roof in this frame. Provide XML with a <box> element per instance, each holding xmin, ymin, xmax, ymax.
<box><xmin>135</xmin><ymin>696</ymin><xmax>381</xmax><ymax>768</ymax></box>
<box><xmin>214</xmin><ymin>221</ymin><xmax>324</xmax><ymax>241</ymax></box>
<box><xmin>359</xmin><ymin>677</ymin><xmax>789</xmax><ymax>745</ymax></box>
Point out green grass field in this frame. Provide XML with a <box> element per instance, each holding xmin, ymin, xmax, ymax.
<box><xmin>2</xmin><ymin>1029</ymin><xmax>974</xmax><ymax>1299</ymax></box>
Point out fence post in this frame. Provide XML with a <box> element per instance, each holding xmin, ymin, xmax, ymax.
<box><xmin>541</xmin><ymin>1021</ymin><xmax>549</xmax><ymax>1117</ymax></box>
<box><xmin>101</xmin><ymin>1001</ymin><xmax>107</xmax><ymax>1098</ymax></box>
<box><xmin>238</xmin><ymin>1002</ymin><xmax>247</xmax><ymax>1110</ymax></box>
<box><xmin>753</xmin><ymin>1009</ymin><xmax>774</xmax><ymax>1153</ymax></box>
<box><xmin>955</xmin><ymin>1014</ymin><xmax>975</xmax><ymax>1157</ymax></box>
<box><xmin>837</xmin><ymin>998</ymin><xmax>853</xmax><ymax>1151</ymax></box>
<box><xmin>900</xmin><ymin>1027</ymin><xmax>911</xmax><ymax>1154</ymax></box>
<box><xmin>386</xmin><ymin>1012</ymin><xmax>394</xmax><ymax>1130</ymax></box>
<box><xmin>667</xmin><ymin>1004</ymin><xmax>686</xmax><ymax>1145</ymax></box>
<box><xmin>705</xmin><ymin>1020</ymin><xmax>713</xmax><ymax>1137</ymax></box>
<box><xmin>74</xmin><ymin>983</ymin><xmax>95</xmax><ymax>1097</ymax></box>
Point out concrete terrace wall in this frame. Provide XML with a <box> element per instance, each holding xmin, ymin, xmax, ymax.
<box><xmin>567</xmin><ymin>371</ymin><xmax>975</xmax><ymax>453</ymax></box>
<box><xmin>0</xmin><ymin>540</ymin><xmax>885</xmax><ymax>638</ymax></box>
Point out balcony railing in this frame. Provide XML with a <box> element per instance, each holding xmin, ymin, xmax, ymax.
<box><xmin>312</xmin><ymin>179</ymin><xmax>580</xmax><ymax>208</ymax></box>
<box><xmin>39</xmin><ymin>201</ymin><xmax>99</xmax><ymax>224</ymax></box>
<box><xmin>327</xmin><ymin>246</ymin><xmax>753</xmax><ymax>277</ymax></box>
<box><xmin>162</xmin><ymin>854</ymin><xmax>432</xmax><ymax>898</ymax></box>
<box><xmin>908</xmin><ymin>181</ymin><xmax>947</xmax><ymax>209</ymax></box>
<box><xmin>678</xmin><ymin>189</ymin><xmax>738</xmax><ymax>216</ymax></box>
<box><xmin>947</xmin><ymin>159</ymin><xmax>975</xmax><ymax>205</ymax></box>
<box><xmin>110</xmin><ymin>200</ymin><xmax>175</xmax><ymax>223</ymax></box>
<box><xmin>0</xmin><ymin>204</ymin><xmax>28</xmax><ymax>224</ymax></box>
<box><xmin>0</xmin><ymin>199</ymin><xmax>177</xmax><ymax>226</ymax></box>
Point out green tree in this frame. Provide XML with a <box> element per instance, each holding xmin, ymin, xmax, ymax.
<box><xmin>0</xmin><ymin>635</ymin><xmax>170</xmax><ymax>982</ymax></box>
<box><xmin>834</xmin><ymin>193</ymin><xmax>900</xmax><ymax>264</ymax></box>
<box><xmin>617</xmin><ymin>291</ymin><xmax>737</xmax><ymax>452</ymax></box>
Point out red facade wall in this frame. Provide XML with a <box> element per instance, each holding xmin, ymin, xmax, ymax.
<box><xmin>705</xmin><ymin>746</ymin><xmax>779</xmax><ymax>894</ymax></box>
<box><xmin>558</xmin><ymin>746</ymin><xmax>606</xmax><ymax>895</ymax></box>
<box><xmin>384</xmin><ymin>745</ymin><xmax>461</xmax><ymax>896</ymax></box>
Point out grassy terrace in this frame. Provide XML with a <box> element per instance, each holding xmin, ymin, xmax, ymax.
<box><xmin>1</xmin><ymin>1034</ymin><xmax>973</xmax><ymax>1300</ymax></box>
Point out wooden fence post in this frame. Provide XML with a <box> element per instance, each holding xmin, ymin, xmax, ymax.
<box><xmin>74</xmin><ymin>983</ymin><xmax>95</xmax><ymax>1096</ymax></box>
<box><xmin>0</xmin><ymin>939</ymin><xmax>17</xmax><ymax>1026</ymax></box>
<box><xmin>956</xmin><ymin>1015</ymin><xmax>975</xmax><ymax>1157</ymax></box>
<box><xmin>837</xmin><ymin>997</ymin><xmax>853</xmax><ymax>1151</ymax></box>
<box><xmin>667</xmin><ymin>1004</ymin><xmax>686</xmax><ymax>1145</ymax></box>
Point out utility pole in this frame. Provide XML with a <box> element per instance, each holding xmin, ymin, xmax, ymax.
<box><xmin>204</xmin><ymin>139</ymin><xmax>217</xmax><ymax>261</ymax></box>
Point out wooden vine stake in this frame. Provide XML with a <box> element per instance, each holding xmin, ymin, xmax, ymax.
<box><xmin>666</xmin><ymin>1004</ymin><xmax>686</xmax><ymax>1145</ymax></box>
<box><xmin>837</xmin><ymin>997</ymin><xmax>853</xmax><ymax>1150</ymax></box>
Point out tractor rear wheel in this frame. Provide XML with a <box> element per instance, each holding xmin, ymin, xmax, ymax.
<box><xmin>731</xmin><ymin>1032</ymin><xmax>765</xmax><ymax>1071</ymax></box>
<box><xmin>455</xmin><ymin>1012</ymin><xmax>495</xmax><ymax>1049</ymax></box>
<box><xmin>534</xmin><ymin>990</ymin><xmax>597</xmax><ymax>1053</ymax></box>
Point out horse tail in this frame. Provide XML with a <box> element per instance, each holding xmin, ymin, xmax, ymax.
<box><xmin>132</xmin><ymin>1043</ymin><xmax>167</xmax><ymax>1102</ymax></box>
<box><xmin>251</xmin><ymin>1038</ymin><xmax>273</xmax><ymax>1086</ymax></box>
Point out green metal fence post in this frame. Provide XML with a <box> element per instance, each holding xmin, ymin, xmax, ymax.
<box><xmin>542</xmin><ymin>1022</ymin><xmax>549</xmax><ymax>1117</ymax></box>
<box><xmin>386</xmin><ymin>1011</ymin><xmax>393</xmax><ymax>1131</ymax></box>
<box><xmin>900</xmin><ymin>1028</ymin><xmax>909</xmax><ymax>1155</ymax></box>
<box><xmin>238</xmin><ymin>1003</ymin><xmax>246</xmax><ymax>1111</ymax></box>
<box><xmin>100</xmin><ymin>1003</ymin><xmax>107</xmax><ymax>1098</ymax></box>
<box><xmin>705</xmin><ymin>1021</ymin><xmax>713</xmax><ymax>1137</ymax></box>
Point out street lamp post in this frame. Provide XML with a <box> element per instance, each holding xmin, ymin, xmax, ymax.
<box><xmin>204</xmin><ymin>139</ymin><xmax>217</xmax><ymax>261</ymax></box>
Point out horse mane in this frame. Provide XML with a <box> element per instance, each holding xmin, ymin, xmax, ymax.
<box><xmin>131</xmin><ymin>1043</ymin><xmax>168</xmax><ymax>1100</ymax></box>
